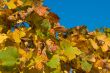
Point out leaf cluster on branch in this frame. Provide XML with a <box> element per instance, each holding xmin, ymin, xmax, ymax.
<box><xmin>0</xmin><ymin>0</ymin><xmax>110</xmax><ymax>73</ymax></box>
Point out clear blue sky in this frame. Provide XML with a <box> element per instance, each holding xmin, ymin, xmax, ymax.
<box><xmin>44</xmin><ymin>0</ymin><xmax>110</xmax><ymax>31</ymax></box>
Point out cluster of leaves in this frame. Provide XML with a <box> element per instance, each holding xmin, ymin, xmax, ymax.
<box><xmin>59</xmin><ymin>26</ymin><xmax>110</xmax><ymax>73</ymax></box>
<box><xmin>0</xmin><ymin>0</ymin><xmax>110</xmax><ymax>73</ymax></box>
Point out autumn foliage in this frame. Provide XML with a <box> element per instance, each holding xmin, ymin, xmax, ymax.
<box><xmin>0</xmin><ymin>0</ymin><xmax>110</xmax><ymax>73</ymax></box>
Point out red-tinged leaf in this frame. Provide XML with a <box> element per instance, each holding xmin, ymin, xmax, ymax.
<box><xmin>51</xmin><ymin>44</ymin><xmax>58</xmax><ymax>52</ymax></box>
<box><xmin>34</xmin><ymin>6</ymin><xmax>48</xmax><ymax>16</ymax></box>
<box><xmin>46</xmin><ymin>12</ymin><xmax>59</xmax><ymax>23</ymax></box>
<box><xmin>54</xmin><ymin>26</ymin><xmax>67</xmax><ymax>32</ymax></box>
<box><xmin>34</xmin><ymin>55</ymin><xmax>48</xmax><ymax>70</ymax></box>
<box><xmin>94</xmin><ymin>59</ymin><xmax>104</xmax><ymax>69</ymax></box>
<box><xmin>49</xmin><ymin>28</ymin><xmax>55</xmax><ymax>35</ymax></box>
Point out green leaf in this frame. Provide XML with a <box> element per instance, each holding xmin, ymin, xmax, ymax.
<box><xmin>0</xmin><ymin>47</ymin><xmax>19</xmax><ymax>66</ymax></box>
<box><xmin>22</xmin><ymin>0</ymin><xmax>33</xmax><ymax>6</ymax></box>
<box><xmin>73</xmin><ymin>47</ymin><xmax>82</xmax><ymax>55</ymax></box>
<box><xmin>26</xmin><ymin>12</ymin><xmax>43</xmax><ymax>29</ymax></box>
<box><xmin>60</xmin><ymin>40</ymin><xmax>81</xmax><ymax>60</ymax></box>
<box><xmin>36</xmin><ymin>29</ymin><xmax>45</xmax><ymax>39</ymax></box>
<box><xmin>81</xmin><ymin>60</ymin><xmax>92</xmax><ymax>72</ymax></box>
<box><xmin>41</xmin><ymin>19</ymin><xmax>51</xmax><ymax>31</ymax></box>
<box><xmin>46</xmin><ymin>55</ymin><xmax>60</xmax><ymax>68</ymax></box>
<box><xmin>60</xmin><ymin>39</ymin><xmax>72</xmax><ymax>49</ymax></box>
<box><xmin>64</xmin><ymin>46</ymin><xmax>76</xmax><ymax>61</ymax></box>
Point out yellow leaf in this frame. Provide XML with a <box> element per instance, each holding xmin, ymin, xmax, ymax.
<box><xmin>16</xmin><ymin>0</ymin><xmax>23</xmax><ymax>6</ymax></box>
<box><xmin>0</xmin><ymin>34</ymin><xmax>8</xmax><ymax>44</ymax></box>
<box><xmin>96</xmin><ymin>33</ymin><xmax>110</xmax><ymax>52</ymax></box>
<box><xmin>35</xmin><ymin>62</ymin><xmax>43</xmax><ymax>70</ymax></box>
<box><xmin>60</xmin><ymin>56</ymin><xmax>67</xmax><ymax>62</ymax></box>
<box><xmin>5</xmin><ymin>1</ymin><xmax>16</xmax><ymax>9</ymax></box>
<box><xmin>108</xmin><ymin>59</ymin><xmax>110</xmax><ymax>62</ymax></box>
<box><xmin>89</xmin><ymin>39</ymin><xmax>99</xmax><ymax>50</ymax></box>
<box><xmin>96</xmin><ymin>34</ymin><xmax>106</xmax><ymax>41</ymax></box>
<box><xmin>19</xmin><ymin>48</ymin><xmax>33</xmax><ymax>62</ymax></box>
<box><xmin>0</xmin><ymin>25</ymin><xmax>3</xmax><ymax>32</ymax></box>
<box><xmin>98</xmin><ymin>67</ymin><xmax>102</xmax><ymax>69</ymax></box>
<box><xmin>5</xmin><ymin>0</ymin><xmax>23</xmax><ymax>9</ymax></box>
<box><xmin>79</xmin><ymin>35</ymin><xmax>86</xmax><ymax>41</ymax></box>
<box><xmin>101</xmin><ymin>38</ymin><xmax>110</xmax><ymax>52</ymax></box>
<box><xmin>17</xmin><ymin>20</ymin><xmax>23</xmax><ymax>24</ymax></box>
<box><xmin>19</xmin><ymin>30</ymin><xmax>26</xmax><ymax>38</ymax></box>
<box><xmin>10</xmin><ymin>29</ymin><xmax>26</xmax><ymax>43</ymax></box>
<box><xmin>20</xmin><ymin>72</ymin><xmax>23</xmax><ymax>73</ymax></box>
<box><xmin>0</xmin><ymin>11</ymin><xmax>2</xmax><ymax>15</ymax></box>
<box><xmin>23</xmin><ymin>1</ymin><xmax>33</xmax><ymax>6</ymax></box>
<box><xmin>89</xmin><ymin>57</ymin><xmax>96</xmax><ymax>63</ymax></box>
<box><xmin>0</xmin><ymin>71</ymin><xmax>2</xmax><ymax>73</ymax></box>
<box><xmin>101</xmin><ymin>44</ymin><xmax>108</xmax><ymax>52</ymax></box>
<box><xmin>35</xmin><ymin>55</ymin><xmax>48</xmax><ymax>63</ymax></box>
<box><xmin>94</xmin><ymin>60</ymin><xmax>104</xmax><ymax>68</ymax></box>
<box><xmin>64</xmin><ymin>70</ymin><xmax>68</xmax><ymax>73</ymax></box>
<box><xmin>18</xmin><ymin>48</ymin><xmax>27</xmax><ymax>62</ymax></box>
<box><xmin>34</xmin><ymin>55</ymin><xmax>48</xmax><ymax>70</ymax></box>
<box><xmin>18</xmin><ymin>48</ymin><xmax>27</xmax><ymax>56</ymax></box>
<box><xmin>12</xmin><ymin>29</ymin><xmax>21</xmax><ymax>43</ymax></box>
<box><xmin>46</xmin><ymin>39</ymin><xmax>53</xmax><ymax>46</ymax></box>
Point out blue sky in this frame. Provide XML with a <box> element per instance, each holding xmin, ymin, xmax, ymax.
<box><xmin>44</xmin><ymin>0</ymin><xmax>110</xmax><ymax>31</ymax></box>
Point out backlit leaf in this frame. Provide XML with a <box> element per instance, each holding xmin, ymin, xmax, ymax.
<box><xmin>47</xmin><ymin>12</ymin><xmax>59</xmax><ymax>23</ymax></box>
<box><xmin>0</xmin><ymin>34</ymin><xmax>8</xmax><ymax>44</ymax></box>
<box><xmin>34</xmin><ymin>6</ymin><xmax>48</xmax><ymax>16</ymax></box>
<box><xmin>81</xmin><ymin>60</ymin><xmax>92</xmax><ymax>72</ymax></box>
<box><xmin>94</xmin><ymin>59</ymin><xmax>104</xmax><ymax>69</ymax></box>
<box><xmin>89</xmin><ymin>39</ymin><xmax>99</xmax><ymax>50</ymax></box>
<box><xmin>101</xmin><ymin>38</ymin><xmax>110</xmax><ymax>52</ymax></box>
<box><xmin>34</xmin><ymin>55</ymin><xmax>48</xmax><ymax>70</ymax></box>
<box><xmin>0</xmin><ymin>47</ymin><xmax>18</xmax><ymax>66</ymax></box>
<box><xmin>60</xmin><ymin>39</ymin><xmax>81</xmax><ymax>60</ymax></box>
<box><xmin>12</xmin><ymin>29</ymin><xmax>21</xmax><ymax>43</ymax></box>
<box><xmin>41</xmin><ymin>19</ymin><xmax>51</xmax><ymax>31</ymax></box>
<box><xmin>46</xmin><ymin>55</ymin><xmax>60</xmax><ymax>68</ymax></box>
<box><xmin>5</xmin><ymin>0</ymin><xmax>16</xmax><ymax>9</ymax></box>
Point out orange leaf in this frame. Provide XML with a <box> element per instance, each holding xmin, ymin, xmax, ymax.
<box><xmin>49</xmin><ymin>29</ymin><xmax>55</xmax><ymax>35</ymax></box>
<box><xmin>94</xmin><ymin>59</ymin><xmax>104</xmax><ymax>69</ymax></box>
<box><xmin>54</xmin><ymin>26</ymin><xmax>67</xmax><ymax>32</ymax></box>
<box><xmin>34</xmin><ymin>55</ymin><xmax>48</xmax><ymax>70</ymax></box>
<box><xmin>47</xmin><ymin>12</ymin><xmax>59</xmax><ymax>23</ymax></box>
<box><xmin>34</xmin><ymin>6</ymin><xmax>48</xmax><ymax>16</ymax></box>
<box><xmin>35</xmin><ymin>62</ymin><xmax>43</xmax><ymax>70</ymax></box>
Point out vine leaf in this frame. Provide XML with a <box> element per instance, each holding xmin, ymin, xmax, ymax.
<box><xmin>0</xmin><ymin>47</ymin><xmax>18</xmax><ymax>66</ymax></box>
<box><xmin>46</xmin><ymin>55</ymin><xmax>60</xmax><ymax>68</ymax></box>
<box><xmin>5</xmin><ymin>0</ymin><xmax>16</xmax><ymax>9</ymax></box>
<box><xmin>81</xmin><ymin>60</ymin><xmax>92</xmax><ymax>72</ymax></box>
<box><xmin>34</xmin><ymin>6</ymin><xmax>48</xmax><ymax>16</ymax></box>
<box><xmin>11</xmin><ymin>29</ymin><xmax>21</xmax><ymax>43</ymax></box>
<box><xmin>60</xmin><ymin>39</ymin><xmax>81</xmax><ymax>60</ymax></box>
<box><xmin>8</xmin><ymin>29</ymin><xmax>26</xmax><ymax>43</ymax></box>
<box><xmin>5</xmin><ymin>0</ymin><xmax>23</xmax><ymax>9</ymax></box>
<box><xmin>96</xmin><ymin>33</ymin><xmax>110</xmax><ymax>52</ymax></box>
<box><xmin>0</xmin><ymin>34</ymin><xmax>8</xmax><ymax>44</ymax></box>
<box><xmin>89</xmin><ymin>39</ymin><xmax>99</xmax><ymax>50</ymax></box>
<box><xmin>46</xmin><ymin>12</ymin><xmax>59</xmax><ymax>23</ymax></box>
<box><xmin>41</xmin><ymin>19</ymin><xmax>51</xmax><ymax>31</ymax></box>
<box><xmin>34</xmin><ymin>55</ymin><xmax>48</xmax><ymax>70</ymax></box>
